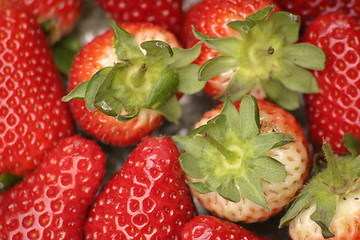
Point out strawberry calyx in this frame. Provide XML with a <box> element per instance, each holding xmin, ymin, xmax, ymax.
<box><xmin>173</xmin><ymin>95</ymin><xmax>294</xmax><ymax>210</ymax></box>
<box><xmin>63</xmin><ymin>22</ymin><xmax>204</xmax><ymax>123</ymax></box>
<box><xmin>195</xmin><ymin>4</ymin><xmax>326</xmax><ymax>110</ymax></box>
<box><xmin>280</xmin><ymin>134</ymin><xmax>360</xmax><ymax>238</ymax></box>
<box><xmin>0</xmin><ymin>173</ymin><xmax>22</xmax><ymax>193</ymax></box>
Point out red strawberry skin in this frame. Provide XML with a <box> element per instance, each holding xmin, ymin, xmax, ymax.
<box><xmin>0</xmin><ymin>7</ymin><xmax>75</xmax><ymax>176</ymax></box>
<box><xmin>303</xmin><ymin>12</ymin><xmax>360</xmax><ymax>155</ymax></box>
<box><xmin>0</xmin><ymin>0</ymin><xmax>82</xmax><ymax>40</ymax></box>
<box><xmin>0</xmin><ymin>135</ymin><xmax>106</xmax><ymax>240</ymax></box>
<box><xmin>181</xmin><ymin>215</ymin><xmax>271</xmax><ymax>240</ymax></box>
<box><xmin>94</xmin><ymin>0</ymin><xmax>183</xmax><ymax>36</ymax></box>
<box><xmin>85</xmin><ymin>136</ymin><xmax>196</xmax><ymax>239</ymax></box>
<box><xmin>68</xmin><ymin>22</ymin><xmax>181</xmax><ymax>146</ymax></box>
<box><xmin>275</xmin><ymin>0</ymin><xmax>360</xmax><ymax>28</ymax></box>
<box><xmin>181</xmin><ymin>0</ymin><xmax>280</xmax><ymax>99</ymax></box>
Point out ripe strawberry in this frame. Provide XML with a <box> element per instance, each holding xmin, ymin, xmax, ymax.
<box><xmin>0</xmin><ymin>7</ymin><xmax>75</xmax><ymax>177</ymax></box>
<box><xmin>181</xmin><ymin>215</ymin><xmax>271</xmax><ymax>240</ymax></box>
<box><xmin>63</xmin><ymin>22</ymin><xmax>204</xmax><ymax>146</ymax></box>
<box><xmin>85</xmin><ymin>136</ymin><xmax>196</xmax><ymax>239</ymax></box>
<box><xmin>94</xmin><ymin>0</ymin><xmax>183</xmax><ymax>37</ymax></box>
<box><xmin>302</xmin><ymin>12</ymin><xmax>360</xmax><ymax>155</ymax></box>
<box><xmin>0</xmin><ymin>135</ymin><xmax>106</xmax><ymax>240</ymax></box>
<box><xmin>173</xmin><ymin>95</ymin><xmax>311</xmax><ymax>223</ymax></box>
<box><xmin>275</xmin><ymin>0</ymin><xmax>360</xmax><ymax>28</ymax></box>
<box><xmin>0</xmin><ymin>0</ymin><xmax>82</xmax><ymax>43</ymax></box>
<box><xmin>182</xmin><ymin>2</ymin><xmax>326</xmax><ymax>110</ymax></box>
<box><xmin>280</xmin><ymin>134</ymin><xmax>360</xmax><ymax>240</ymax></box>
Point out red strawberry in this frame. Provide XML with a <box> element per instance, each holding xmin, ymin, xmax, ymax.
<box><xmin>182</xmin><ymin>215</ymin><xmax>271</xmax><ymax>240</ymax></box>
<box><xmin>173</xmin><ymin>95</ymin><xmax>312</xmax><ymax>223</ymax></box>
<box><xmin>0</xmin><ymin>7</ymin><xmax>75</xmax><ymax>177</ymax></box>
<box><xmin>280</xmin><ymin>134</ymin><xmax>360</xmax><ymax>240</ymax></box>
<box><xmin>94</xmin><ymin>0</ymin><xmax>183</xmax><ymax>37</ymax></box>
<box><xmin>0</xmin><ymin>0</ymin><xmax>83</xmax><ymax>43</ymax></box>
<box><xmin>85</xmin><ymin>136</ymin><xmax>196</xmax><ymax>239</ymax></box>
<box><xmin>63</xmin><ymin>22</ymin><xmax>204</xmax><ymax>146</ymax></box>
<box><xmin>182</xmin><ymin>2</ymin><xmax>326</xmax><ymax>110</ymax></box>
<box><xmin>275</xmin><ymin>0</ymin><xmax>360</xmax><ymax>28</ymax></box>
<box><xmin>0</xmin><ymin>135</ymin><xmax>106</xmax><ymax>240</ymax></box>
<box><xmin>302</xmin><ymin>12</ymin><xmax>360</xmax><ymax>155</ymax></box>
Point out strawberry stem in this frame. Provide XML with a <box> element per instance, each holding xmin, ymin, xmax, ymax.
<box><xmin>131</xmin><ymin>63</ymin><xmax>147</xmax><ymax>87</ymax></box>
<box><xmin>202</xmin><ymin>133</ymin><xmax>238</xmax><ymax>163</ymax></box>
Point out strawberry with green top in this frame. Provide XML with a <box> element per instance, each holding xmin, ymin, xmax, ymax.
<box><xmin>63</xmin><ymin>22</ymin><xmax>205</xmax><ymax>146</ymax></box>
<box><xmin>184</xmin><ymin>3</ymin><xmax>326</xmax><ymax>110</ymax></box>
<box><xmin>173</xmin><ymin>95</ymin><xmax>311</xmax><ymax>223</ymax></box>
<box><xmin>280</xmin><ymin>134</ymin><xmax>360</xmax><ymax>240</ymax></box>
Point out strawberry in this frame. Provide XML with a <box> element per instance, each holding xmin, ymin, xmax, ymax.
<box><xmin>85</xmin><ymin>136</ymin><xmax>196</xmax><ymax>239</ymax></box>
<box><xmin>173</xmin><ymin>95</ymin><xmax>311</xmax><ymax>223</ymax></box>
<box><xmin>181</xmin><ymin>215</ymin><xmax>271</xmax><ymax>240</ymax></box>
<box><xmin>63</xmin><ymin>22</ymin><xmax>204</xmax><ymax>146</ymax></box>
<box><xmin>280</xmin><ymin>134</ymin><xmax>360</xmax><ymax>240</ymax></box>
<box><xmin>94</xmin><ymin>0</ymin><xmax>183</xmax><ymax>37</ymax></box>
<box><xmin>302</xmin><ymin>12</ymin><xmax>360</xmax><ymax>155</ymax></box>
<box><xmin>0</xmin><ymin>0</ymin><xmax>83</xmax><ymax>44</ymax></box>
<box><xmin>182</xmin><ymin>3</ymin><xmax>326</xmax><ymax>110</ymax></box>
<box><xmin>0</xmin><ymin>135</ymin><xmax>106</xmax><ymax>239</ymax></box>
<box><xmin>0</xmin><ymin>7</ymin><xmax>75</xmax><ymax>177</ymax></box>
<box><xmin>275</xmin><ymin>0</ymin><xmax>360</xmax><ymax>28</ymax></box>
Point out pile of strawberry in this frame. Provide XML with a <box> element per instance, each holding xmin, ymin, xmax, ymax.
<box><xmin>1</xmin><ymin>0</ymin><xmax>359</xmax><ymax>239</ymax></box>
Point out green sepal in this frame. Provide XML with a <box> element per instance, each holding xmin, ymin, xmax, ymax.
<box><xmin>236</xmin><ymin>169</ymin><xmax>270</xmax><ymax>211</ymax></box>
<box><xmin>179</xmin><ymin>153</ymin><xmax>208</xmax><ymax>179</ymax></box>
<box><xmin>217</xmin><ymin>176</ymin><xmax>240</xmax><ymax>202</ymax></box>
<box><xmin>227</xmin><ymin>4</ymin><xmax>275</xmax><ymax>33</ymax></box>
<box><xmin>250</xmin><ymin>156</ymin><xmax>286</xmax><ymax>182</ymax></box>
<box><xmin>199</xmin><ymin>56</ymin><xmax>239</xmax><ymax>81</ymax></box>
<box><xmin>144</xmin><ymin>67</ymin><xmax>178</xmax><ymax>109</ymax></box>
<box><xmin>62</xmin><ymin>80</ymin><xmax>89</xmax><ymax>102</ymax></box>
<box><xmin>171</xmin><ymin>42</ymin><xmax>202</xmax><ymax>68</ymax></box>
<box><xmin>192</xmin><ymin>28</ymin><xmax>242</xmax><ymax>56</ymax></box>
<box><xmin>177</xmin><ymin>64</ymin><xmax>206</xmax><ymax>94</ymax></box>
<box><xmin>112</xmin><ymin>21</ymin><xmax>143</xmax><ymax>59</ymax></box>
<box><xmin>92</xmin><ymin>63</ymin><xmax>128</xmax><ymax>115</ymax></box>
<box><xmin>219</xmin><ymin>71</ymin><xmax>256</xmax><ymax>102</ymax></box>
<box><xmin>172</xmin><ymin>135</ymin><xmax>218</xmax><ymax>161</ymax></box>
<box><xmin>52</xmin><ymin>36</ymin><xmax>81</xmax><ymax>76</ymax></box>
<box><xmin>154</xmin><ymin>95</ymin><xmax>181</xmax><ymax>123</ymax></box>
<box><xmin>273</xmin><ymin>60</ymin><xmax>320</xmax><ymax>94</ymax></box>
<box><xmin>267</xmin><ymin>11</ymin><xmax>300</xmax><ymax>45</ymax></box>
<box><xmin>0</xmin><ymin>173</ymin><xmax>22</xmax><ymax>193</ymax></box>
<box><xmin>262</xmin><ymin>79</ymin><xmax>300</xmax><ymax>110</ymax></box>
<box><xmin>251</xmin><ymin>132</ymin><xmax>295</xmax><ymax>156</ymax></box>
<box><xmin>141</xmin><ymin>40</ymin><xmax>173</xmax><ymax>59</ymax></box>
<box><xmin>186</xmin><ymin>181</ymin><xmax>212</xmax><ymax>194</ymax></box>
<box><xmin>279</xmin><ymin>192</ymin><xmax>313</xmax><ymax>227</ymax></box>
<box><xmin>310</xmin><ymin>193</ymin><xmax>337</xmax><ymax>238</ymax></box>
<box><xmin>88</xmin><ymin>65</ymin><xmax>122</xmax><ymax>112</ymax></box>
<box><xmin>344</xmin><ymin>133</ymin><xmax>360</xmax><ymax>157</ymax></box>
<box><xmin>283</xmin><ymin>43</ymin><xmax>326</xmax><ymax>70</ymax></box>
<box><xmin>238</xmin><ymin>95</ymin><xmax>260</xmax><ymax>139</ymax></box>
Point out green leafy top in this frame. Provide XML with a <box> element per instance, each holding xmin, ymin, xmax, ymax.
<box><xmin>62</xmin><ymin>22</ymin><xmax>205</xmax><ymax>123</ymax></box>
<box><xmin>173</xmin><ymin>95</ymin><xmax>294</xmax><ymax>210</ymax></box>
<box><xmin>279</xmin><ymin>134</ymin><xmax>360</xmax><ymax>238</ymax></box>
<box><xmin>195</xmin><ymin>4</ymin><xmax>326</xmax><ymax>110</ymax></box>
